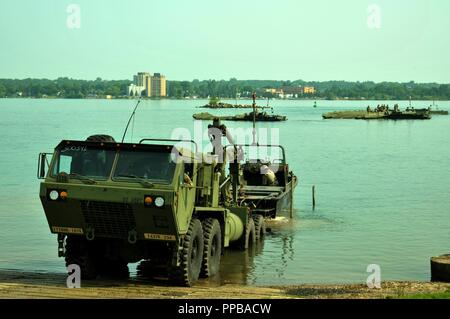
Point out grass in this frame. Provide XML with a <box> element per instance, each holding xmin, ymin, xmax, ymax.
<box><xmin>397</xmin><ymin>289</ymin><xmax>450</xmax><ymax>299</ymax></box>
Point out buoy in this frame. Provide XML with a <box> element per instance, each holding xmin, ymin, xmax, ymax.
<box><xmin>430</xmin><ymin>254</ymin><xmax>450</xmax><ymax>282</ymax></box>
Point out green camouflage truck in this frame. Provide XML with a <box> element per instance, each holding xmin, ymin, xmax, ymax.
<box><xmin>38</xmin><ymin>132</ymin><xmax>270</xmax><ymax>286</ymax></box>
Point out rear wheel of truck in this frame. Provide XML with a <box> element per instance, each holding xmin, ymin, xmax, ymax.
<box><xmin>252</xmin><ymin>214</ymin><xmax>266</xmax><ymax>242</ymax></box>
<box><xmin>236</xmin><ymin>217</ymin><xmax>256</xmax><ymax>250</ymax></box>
<box><xmin>65</xmin><ymin>236</ymin><xmax>98</xmax><ymax>280</ymax></box>
<box><xmin>85</xmin><ymin>134</ymin><xmax>115</xmax><ymax>142</ymax></box>
<box><xmin>200</xmin><ymin>218</ymin><xmax>222</xmax><ymax>278</ymax></box>
<box><xmin>169</xmin><ymin>218</ymin><xmax>204</xmax><ymax>286</ymax></box>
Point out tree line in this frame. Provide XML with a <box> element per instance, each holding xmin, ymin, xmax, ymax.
<box><xmin>0</xmin><ymin>77</ymin><xmax>449</xmax><ymax>100</ymax></box>
<box><xmin>0</xmin><ymin>77</ymin><xmax>131</xmax><ymax>99</ymax></box>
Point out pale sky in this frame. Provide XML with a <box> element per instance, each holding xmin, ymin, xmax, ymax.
<box><xmin>0</xmin><ymin>0</ymin><xmax>449</xmax><ymax>82</ymax></box>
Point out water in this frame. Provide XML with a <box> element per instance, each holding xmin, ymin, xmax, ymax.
<box><xmin>0</xmin><ymin>98</ymin><xmax>449</xmax><ymax>286</ymax></box>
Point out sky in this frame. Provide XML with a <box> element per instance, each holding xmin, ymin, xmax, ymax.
<box><xmin>0</xmin><ymin>0</ymin><xmax>449</xmax><ymax>82</ymax></box>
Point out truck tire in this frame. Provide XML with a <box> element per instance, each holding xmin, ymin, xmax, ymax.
<box><xmin>85</xmin><ymin>134</ymin><xmax>115</xmax><ymax>142</ymax></box>
<box><xmin>252</xmin><ymin>214</ymin><xmax>266</xmax><ymax>242</ymax></box>
<box><xmin>170</xmin><ymin>218</ymin><xmax>204</xmax><ymax>286</ymax></box>
<box><xmin>237</xmin><ymin>218</ymin><xmax>256</xmax><ymax>251</ymax></box>
<box><xmin>65</xmin><ymin>236</ymin><xmax>98</xmax><ymax>280</ymax></box>
<box><xmin>201</xmin><ymin>218</ymin><xmax>222</xmax><ymax>278</ymax></box>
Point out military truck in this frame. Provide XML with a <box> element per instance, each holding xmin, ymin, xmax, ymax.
<box><xmin>38</xmin><ymin>122</ymin><xmax>297</xmax><ymax>286</ymax></box>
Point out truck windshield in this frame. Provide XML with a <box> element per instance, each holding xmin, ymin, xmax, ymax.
<box><xmin>113</xmin><ymin>150</ymin><xmax>176</xmax><ymax>183</ymax></box>
<box><xmin>52</xmin><ymin>146</ymin><xmax>116</xmax><ymax>179</ymax></box>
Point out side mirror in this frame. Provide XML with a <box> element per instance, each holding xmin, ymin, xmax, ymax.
<box><xmin>37</xmin><ymin>153</ymin><xmax>50</xmax><ymax>179</ymax></box>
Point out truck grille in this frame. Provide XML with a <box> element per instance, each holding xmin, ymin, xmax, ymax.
<box><xmin>80</xmin><ymin>201</ymin><xmax>136</xmax><ymax>238</ymax></box>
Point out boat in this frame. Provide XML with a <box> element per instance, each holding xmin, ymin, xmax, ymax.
<box><xmin>237</xmin><ymin>156</ymin><xmax>298</xmax><ymax>218</ymax></box>
<box><xmin>193</xmin><ymin>111</ymin><xmax>286</xmax><ymax>121</ymax></box>
<box><xmin>428</xmin><ymin>101</ymin><xmax>448</xmax><ymax>115</ymax></box>
<box><xmin>200</xmin><ymin>102</ymin><xmax>270</xmax><ymax>109</ymax></box>
<box><xmin>193</xmin><ymin>95</ymin><xmax>287</xmax><ymax>121</ymax></box>
<box><xmin>429</xmin><ymin>110</ymin><xmax>449</xmax><ymax>115</ymax></box>
<box><xmin>386</xmin><ymin>109</ymin><xmax>431</xmax><ymax>120</ymax></box>
<box><xmin>323</xmin><ymin>106</ymin><xmax>431</xmax><ymax>120</ymax></box>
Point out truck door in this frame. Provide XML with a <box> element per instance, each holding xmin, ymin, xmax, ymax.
<box><xmin>175</xmin><ymin>161</ymin><xmax>196</xmax><ymax>233</ymax></box>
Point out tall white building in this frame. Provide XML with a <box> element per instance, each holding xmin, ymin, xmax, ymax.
<box><xmin>127</xmin><ymin>84</ymin><xmax>146</xmax><ymax>97</ymax></box>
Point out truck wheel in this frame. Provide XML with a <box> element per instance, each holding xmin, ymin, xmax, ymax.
<box><xmin>237</xmin><ymin>218</ymin><xmax>256</xmax><ymax>250</ymax></box>
<box><xmin>252</xmin><ymin>215</ymin><xmax>266</xmax><ymax>242</ymax></box>
<box><xmin>201</xmin><ymin>218</ymin><xmax>222</xmax><ymax>278</ymax></box>
<box><xmin>170</xmin><ymin>218</ymin><xmax>204</xmax><ymax>286</ymax></box>
<box><xmin>65</xmin><ymin>236</ymin><xmax>98</xmax><ymax>280</ymax></box>
<box><xmin>85</xmin><ymin>134</ymin><xmax>115</xmax><ymax>142</ymax></box>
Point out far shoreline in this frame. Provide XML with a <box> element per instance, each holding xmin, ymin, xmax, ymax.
<box><xmin>1</xmin><ymin>97</ymin><xmax>449</xmax><ymax>102</ymax></box>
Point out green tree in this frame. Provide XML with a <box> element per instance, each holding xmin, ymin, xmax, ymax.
<box><xmin>0</xmin><ymin>84</ymin><xmax>6</xmax><ymax>97</ymax></box>
<box><xmin>209</xmin><ymin>96</ymin><xmax>220</xmax><ymax>106</ymax></box>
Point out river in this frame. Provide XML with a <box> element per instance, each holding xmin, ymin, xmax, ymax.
<box><xmin>0</xmin><ymin>98</ymin><xmax>449</xmax><ymax>286</ymax></box>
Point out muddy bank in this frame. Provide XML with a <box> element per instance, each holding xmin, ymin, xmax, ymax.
<box><xmin>0</xmin><ymin>270</ymin><xmax>448</xmax><ymax>299</ymax></box>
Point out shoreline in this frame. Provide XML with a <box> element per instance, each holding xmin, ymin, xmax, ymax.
<box><xmin>1</xmin><ymin>97</ymin><xmax>449</xmax><ymax>102</ymax></box>
<box><xmin>0</xmin><ymin>270</ymin><xmax>448</xmax><ymax>299</ymax></box>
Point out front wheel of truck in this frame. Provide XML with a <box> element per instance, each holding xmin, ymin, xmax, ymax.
<box><xmin>65</xmin><ymin>236</ymin><xmax>98</xmax><ymax>280</ymax></box>
<box><xmin>169</xmin><ymin>218</ymin><xmax>204</xmax><ymax>286</ymax></box>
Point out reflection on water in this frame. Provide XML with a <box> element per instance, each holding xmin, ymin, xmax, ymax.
<box><xmin>265</xmin><ymin>218</ymin><xmax>296</xmax><ymax>281</ymax></box>
<box><xmin>217</xmin><ymin>238</ymin><xmax>266</xmax><ymax>286</ymax></box>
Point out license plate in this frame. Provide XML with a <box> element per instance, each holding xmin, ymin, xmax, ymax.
<box><xmin>144</xmin><ymin>233</ymin><xmax>176</xmax><ymax>241</ymax></box>
<box><xmin>52</xmin><ymin>226</ymin><xmax>84</xmax><ymax>234</ymax></box>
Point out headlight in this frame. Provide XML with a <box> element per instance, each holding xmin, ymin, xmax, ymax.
<box><xmin>49</xmin><ymin>190</ymin><xmax>59</xmax><ymax>201</ymax></box>
<box><xmin>154</xmin><ymin>196</ymin><xmax>165</xmax><ymax>208</ymax></box>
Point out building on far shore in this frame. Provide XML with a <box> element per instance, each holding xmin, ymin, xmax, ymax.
<box><xmin>265</xmin><ymin>88</ymin><xmax>284</xmax><ymax>96</ymax></box>
<box><xmin>302</xmin><ymin>86</ymin><xmax>316</xmax><ymax>95</ymax></box>
<box><xmin>265</xmin><ymin>85</ymin><xmax>316</xmax><ymax>98</ymax></box>
<box><xmin>150</xmin><ymin>73</ymin><xmax>166</xmax><ymax>97</ymax></box>
<box><xmin>281</xmin><ymin>86</ymin><xmax>303</xmax><ymax>98</ymax></box>
<box><xmin>128</xmin><ymin>72</ymin><xmax>167</xmax><ymax>97</ymax></box>
<box><xmin>128</xmin><ymin>84</ymin><xmax>146</xmax><ymax>97</ymax></box>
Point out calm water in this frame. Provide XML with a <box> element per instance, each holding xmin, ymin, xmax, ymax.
<box><xmin>0</xmin><ymin>98</ymin><xmax>449</xmax><ymax>286</ymax></box>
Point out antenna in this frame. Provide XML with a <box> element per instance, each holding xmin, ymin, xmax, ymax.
<box><xmin>252</xmin><ymin>92</ymin><xmax>257</xmax><ymax>145</ymax></box>
<box><xmin>121</xmin><ymin>97</ymin><xmax>142</xmax><ymax>143</ymax></box>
